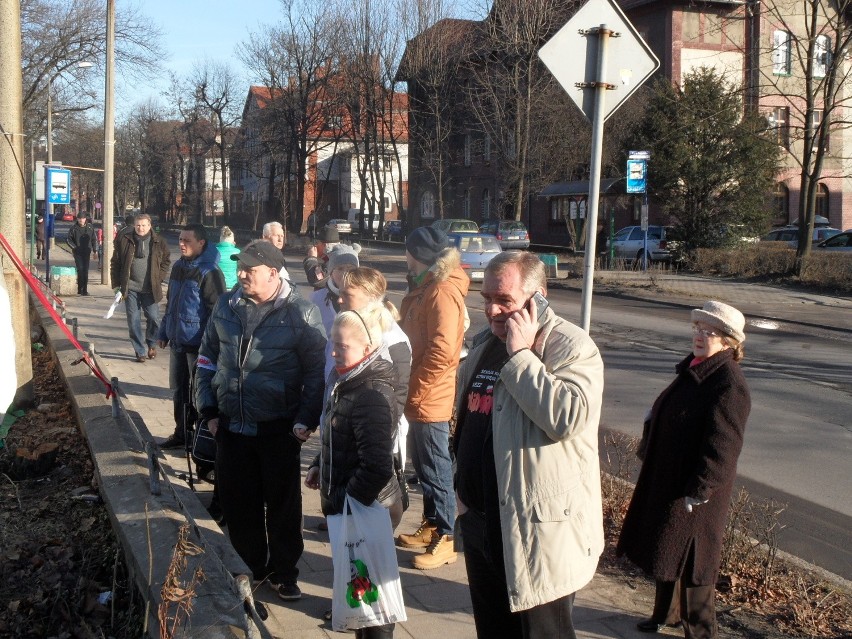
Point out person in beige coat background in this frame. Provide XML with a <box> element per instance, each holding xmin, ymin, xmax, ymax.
<box><xmin>453</xmin><ymin>251</ymin><xmax>604</xmax><ymax>638</ymax></box>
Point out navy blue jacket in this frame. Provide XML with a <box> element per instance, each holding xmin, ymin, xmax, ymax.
<box><xmin>158</xmin><ymin>241</ymin><xmax>225</xmax><ymax>353</ymax></box>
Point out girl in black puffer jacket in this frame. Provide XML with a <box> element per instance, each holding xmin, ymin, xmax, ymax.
<box><xmin>306</xmin><ymin>305</ymin><xmax>403</xmax><ymax>639</ymax></box>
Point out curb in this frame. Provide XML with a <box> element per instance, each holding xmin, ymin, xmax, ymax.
<box><xmin>32</xmin><ymin>295</ymin><xmax>263</xmax><ymax>638</ymax></box>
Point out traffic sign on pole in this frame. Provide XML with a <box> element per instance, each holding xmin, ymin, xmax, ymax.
<box><xmin>538</xmin><ymin>0</ymin><xmax>659</xmax><ymax>332</ymax></box>
<box><xmin>538</xmin><ymin>0</ymin><xmax>659</xmax><ymax>123</ymax></box>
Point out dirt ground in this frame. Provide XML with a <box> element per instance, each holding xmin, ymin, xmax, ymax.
<box><xmin>0</xmin><ymin>347</ymin><xmax>143</xmax><ymax>639</ymax></box>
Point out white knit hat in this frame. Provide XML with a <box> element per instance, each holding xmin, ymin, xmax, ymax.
<box><xmin>691</xmin><ymin>301</ymin><xmax>746</xmax><ymax>342</ymax></box>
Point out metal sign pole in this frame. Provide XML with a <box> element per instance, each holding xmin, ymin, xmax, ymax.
<box><xmin>579</xmin><ymin>25</ymin><xmax>613</xmax><ymax>332</ymax></box>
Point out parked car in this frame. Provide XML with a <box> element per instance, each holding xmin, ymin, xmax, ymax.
<box><xmin>814</xmin><ymin>231</ymin><xmax>852</xmax><ymax>252</ymax></box>
<box><xmin>479</xmin><ymin>219</ymin><xmax>531</xmax><ymax>249</ymax></box>
<box><xmin>431</xmin><ymin>218</ymin><xmax>479</xmax><ymax>234</ymax></box>
<box><xmin>608</xmin><ymin>225</ymin><xmax>673</xmax><ymax>264</ymax></box>
<box><xmin>347</xmin><ymin>209</ymin><xmax>380</xmax><ymax>234</ymax></box>
<box><xmin>383</xmin><ymin>220</ymin><xmax>404</xmax><ymax>241</ymax></box>
<box><xmin>447</xmin><ymin>232</ymin><xmax>502</xmax><ymax>282</ymax></box>
<box><xmin>60</xmin><ymin>211</ymin><xmax>75</xmax><ymax>222</ymax></box>
<box><xmin>760</xmin><ymin>226</ymin><xmax>840</xmax><ymax>247</ymax></box>
<box><xmin>326</xmin><ymin>219</ymin><xmax>352</xmax><ymax>235</ymax></box>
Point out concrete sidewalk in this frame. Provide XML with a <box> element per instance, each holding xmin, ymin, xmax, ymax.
<box><xmin>34</xmin><ymin>243</ymin><xmax>804</xmax><ymax>639</ymax></box>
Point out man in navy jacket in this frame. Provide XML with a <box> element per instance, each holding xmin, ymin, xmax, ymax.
<box><xmin>157</xmin><ymin>224</ymin><xmax>225</xmax><ymax>449</ymax></box>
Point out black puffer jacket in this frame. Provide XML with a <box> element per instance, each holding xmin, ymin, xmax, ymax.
<box><xmin>317</xmin><ymin>351</ymin><xmax>402</xmax><ymax>516</ymax></box>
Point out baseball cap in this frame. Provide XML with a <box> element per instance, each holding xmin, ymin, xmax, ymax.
<box><xmin>232</xmin><ymin>240</ymin><xmax>286</xmax><ymax>269</ymax></box>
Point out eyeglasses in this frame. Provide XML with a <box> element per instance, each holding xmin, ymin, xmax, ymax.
<box><xmin>692</xmin><ymin>325</ymin><xmax>721</xmax><ymax>338</ymax></box>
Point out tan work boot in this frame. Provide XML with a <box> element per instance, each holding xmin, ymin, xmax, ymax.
<box><xmin>412</xmin><ymin>531</ymin><xmax>457</xmax><ymax>570</ymax></box>
<box><xmin>396</xmin><ymin>519</ymin><xmax>437</xmax><ymax>549</ymax></box>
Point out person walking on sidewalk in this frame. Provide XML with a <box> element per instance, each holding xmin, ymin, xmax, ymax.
<box><xmin>617</xmin><ymin>301</ymin><xmax>751</xmax><ymax>638</ymax></box>
<box><xmin>110</xmin><ymin>213</ymin><xmax>171</xmax><ymax>363</ymax></box>
<box><xmin>157</xmin><ymin>224</ymin><xmax>226</xmax><ymax>450</ymax></box>
<box><xmin>396</xmin><ymin>226</ymin><xmax>469</xmax><ymax>570</ymax></box>
<box><xmin>35</xmin><ymin>215</ymin><xmax>45</xmax><ymax>260</ymax></box>
<box><xmin>454</xmin><ymin>251</ymin><xmax>605</xmax><ymax>638</ymax></box>
<box><xmin>66</xmin><ymin>212</ymin><xmax>98</xmax><ymax>295</ymax></box>
<box><xmin>195</xmin><ymin>240</ymin><xmax>326</xmax><ymax>601</ymax></box>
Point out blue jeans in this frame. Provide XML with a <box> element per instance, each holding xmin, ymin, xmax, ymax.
<box><xmin>409</xmin><ymin>420</ymin><xmax>456</xmax><ymax>536</ymax></box>
<box><xmin>124</xmin><ymin>290</ymin><xmax>160</xmax><ymax>358</ymax></box>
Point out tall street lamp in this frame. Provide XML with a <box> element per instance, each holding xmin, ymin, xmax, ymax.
<box><xmin>44</xmin><ymin>61</ymin><xmax>93</xmax><ymax>281</ymax></box>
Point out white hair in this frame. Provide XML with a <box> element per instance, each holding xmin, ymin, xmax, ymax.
<box><xmin>262</xmin><ymin>221</ymin><xmax>284</xmax><ymax>237</ymax></box>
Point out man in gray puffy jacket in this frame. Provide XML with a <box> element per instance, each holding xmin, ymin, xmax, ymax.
<box><xmin>195</xmin><ymin>240</ymin><xmax>326</xmax><ymax>601</ymax></box>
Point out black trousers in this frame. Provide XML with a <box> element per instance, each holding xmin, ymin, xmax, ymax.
<box><xmin>459</xmin><ymin>509</ymin><xmax>578</xmax><ymax>639</ymax></box>
<box><xmin>651</xmin><ymin>543</ymin><xmax>717</xmax><ymax>639</ymax></box>
<box><xmin>216</xmin><ymin>425</ymin><xmax>304</xmax><ymax>584</ymax></box>
<box><xmin>73</xmin><ymin>250</ymin><xmax>90</xmax><ymax>294</ymax></box>
<box><xmin>169</xmin><ymin>349</ymin><xmax>198</xmax><ymax>442</ymax></box>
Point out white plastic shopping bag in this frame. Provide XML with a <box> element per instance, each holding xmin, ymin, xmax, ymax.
<box><xmin>327</xmin><ymin>495</ymin><xmax>407</xmax><ymax>632</ymax></box>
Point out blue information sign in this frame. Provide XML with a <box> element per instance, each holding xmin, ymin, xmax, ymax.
<box><xmin>626</xmin><ymin>159</ymin><xmax>647</xmax><ymax>194</ymax></box>
<box><xmin>46</xmin><ymin>167</ymin><xmax>72</xmax><ymax>205</ymax></box>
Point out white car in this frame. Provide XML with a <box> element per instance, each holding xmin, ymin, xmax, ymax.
<box><xmin>326</xmin><ymin>219</ymin><xmax>352</xmax><ymax>235</ymax></box>
<box><xmin>608</xmin><ymin>225</ymin><xmax>673</xmax><ymax>264</ymax></box>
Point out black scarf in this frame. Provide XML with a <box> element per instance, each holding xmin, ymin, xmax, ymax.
<box><xmin>134</xmin><ymin>231</ymin><xmax>151</xmax><ymax>258</ymax></box>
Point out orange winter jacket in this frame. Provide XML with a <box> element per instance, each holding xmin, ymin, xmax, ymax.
<box><xmin>399</xmin><ymin>248</ymin><xmax>469</xmax><ymax>423</ymax></box>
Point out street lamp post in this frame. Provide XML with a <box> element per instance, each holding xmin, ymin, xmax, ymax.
<box><xmin>44</xmin><ymin>61</ymin><xmax>93</xmax><ymax>281</ymax></box>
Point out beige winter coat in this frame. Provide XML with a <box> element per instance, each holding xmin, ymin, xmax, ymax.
<box><xmin>456</xmin><ymin>308</ymin><xmax>605</xmax><ymax>611</ymax></box>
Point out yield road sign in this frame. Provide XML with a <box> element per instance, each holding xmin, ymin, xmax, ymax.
<box><xmin>538</xmin><ymin>0</ymin><xmax>659</xmax><ymax>122</ymax></box>
<box><xmin>46</xmin><ymin>167</ymin><xmax>71</xmax><ymax>205</ymax></box>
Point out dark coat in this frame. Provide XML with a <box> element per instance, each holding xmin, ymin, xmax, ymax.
<box><xmin>109</xmin><ymin>231</ymin><xmax>171</xmax><ymax>302</ymax></box>
<box><xmin>317</xmin><ymin>353</ymin><xmax>401</xmax><ymax>516</ymax></box>
<box><xmin>66</xmin><ymin>222</ymin><xmax>97</xmax><ymax>254</ymax></box>
<box><xmin>617</xmin><ymin>349</ymin><xmax>751</xmax><ymax>585</ymax></box>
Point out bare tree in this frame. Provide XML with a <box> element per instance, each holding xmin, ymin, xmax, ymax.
<box><xmin>397</xmin><ymin>0</ymin><xmax>467</xmax><ymax>220</ymax></box>
<box><xmin>238</xmin><ymin>0</ymin><xmax>343</xmax><ymax>232</ymax></box>
<box><xmin>756</xmin><ymin>0</ymin><xmax>852</xmax><ymax>268</ymax></box>
<box><xmin>189</xmin><ymin>60</ymin><xmax>242</xmax><ymax>222</ymax></box>
<box><xmin>465</xmin><ymin>0</ymin><xmax>581</xmax><ymax>220</ymax></box>
<box><xmin>21</xmin><ymin>0</ymin><xmax>164</xmax><ymax>141</ymax></box>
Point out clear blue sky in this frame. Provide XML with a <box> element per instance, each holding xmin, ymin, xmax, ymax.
<box><xmin>127</xmin><ymin>0</ymin><xmax>283</xmax><ymax>111</ymax></box>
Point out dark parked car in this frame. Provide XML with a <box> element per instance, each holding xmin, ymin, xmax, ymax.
<box><xmin>383</xmin><ymin>220</ymin><xmax>404</xmax><ymax>241</ymax></box>
<box><xmin>447</xmin><ymin>232</ymin><xmax>501</xmax><ymax>281</ymax></box>
<box><xmin>815</xmin><ymin>231</ymin><xmax>852</xmax><ymax>252</ymax></box>
<box><xmin>760</xmin><ymin>226</ymin><xmax>840</xmax><ymax>247</ymax></box>
<box><xmin>479</xmin><ymin>219</ymin><xmax>531</xmax><ymax>249</ymax></box>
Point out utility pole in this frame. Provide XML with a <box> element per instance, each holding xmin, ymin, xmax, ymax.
<box><xmin>0</xmin><ymin>0</ymin><xmax>34</xmax><ymax>402</ymax></box>
<box><xmin>101</xmin><ymin>0</ymin><xmax>115</xmax><ymax>285</ymax></box>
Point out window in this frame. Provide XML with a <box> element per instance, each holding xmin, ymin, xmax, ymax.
<box><xmin>421</xmin><ymin>191</ymin><xmax>435</xmax><ymax>219</ymax></box>
<box><xmin>770</xmin><ymin>107</ymin><xmax>790</xmax><ymax>148</ymax></box>
<box><xmin>815</xmin><ymin>183</ymin><xmax>829</xmax><ymax>218</ymax></box>
<box><xmin>483</xmin><ymin>135</ymin><xmax>491</xmax><ymax>162</ymax></box>
<box><xmin>464</xmin><ymin>134</ymin><xmax>471</xmax><ymax>166</ymax></box>
<box><xmin>814</xmin><ymin>35</ymin><xmax>831</xmax><ymax>78</ymax></box>
<box><xmin>550</xmin><ymin>199</ymin><xmax>563</xmax><ymax>222</ymax></box>
<box><xmin>810</xmin><ymin>109</ymin><xmax>830</xmax><ymax>152</ymax></box>
<box><xmin>482</xmin><ymin>189</ymin><xmax>491</xmax><ymax>218</ymax></box>
<box><xmin>773</xmin><ymin>30</ymin><xmax>792</xmax><ymax>75</ymax></box>
<box><xmin>462</xmin><ymin>189</ymin><xmax>471</xmax><ymax>219</ymax></box>
<box><xmin>327</xmin><ymin>115</ymin><xmax>342</xmax><ymax>130</ymax></box>
<box><xmin>683</xmin><ymin>11</ymin><xmax>700</xmax><ymax>42</ymax></box>
<box><xmin>773</xmin><ymin>182</ymin><xmax>789</xmax><ymax>223</ymax></box>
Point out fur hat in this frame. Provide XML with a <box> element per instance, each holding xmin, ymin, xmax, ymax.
<box><xmin>406</xmin><ymin>226</ymin><xmax>449</xmax><ymax>266</ymax></box>
<box><xmin>691</xmin><ymin>301</ymin><xmax>746</xmax><ymax>342</ymax></box>
<box><xmin>327</xmin><ymin>243</ymin><xmax>361</xmax><ymax>273</ymax></box>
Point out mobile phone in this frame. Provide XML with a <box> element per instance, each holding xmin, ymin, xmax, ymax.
<box><xmin>529</xmin><ymin>291</ymin><xmax>549</xmax><ymax>318</ymax></box>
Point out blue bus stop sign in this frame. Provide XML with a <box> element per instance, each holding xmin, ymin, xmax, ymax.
<box><xmin>46</xmin><ymin>167</ymin><xmax>71</xmax><ymax>205</ymax></box>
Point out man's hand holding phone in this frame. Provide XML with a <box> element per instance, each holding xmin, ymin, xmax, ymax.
<box><xmin>506</xmin><ymin>292</ymin><xmax>547</xmax><ymax>355</ymax></box>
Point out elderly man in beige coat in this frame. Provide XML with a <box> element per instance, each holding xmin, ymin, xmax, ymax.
<box><xmin>453</xmin><ymin>250</ymin><xmax>604</xmax><ymax>638</ymax></box>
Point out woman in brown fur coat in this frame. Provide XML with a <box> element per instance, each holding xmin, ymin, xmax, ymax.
<box><xmin>617</xmin><ymin>301</ymin><xmax>751</xmax><ymax>639</ymax></box>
